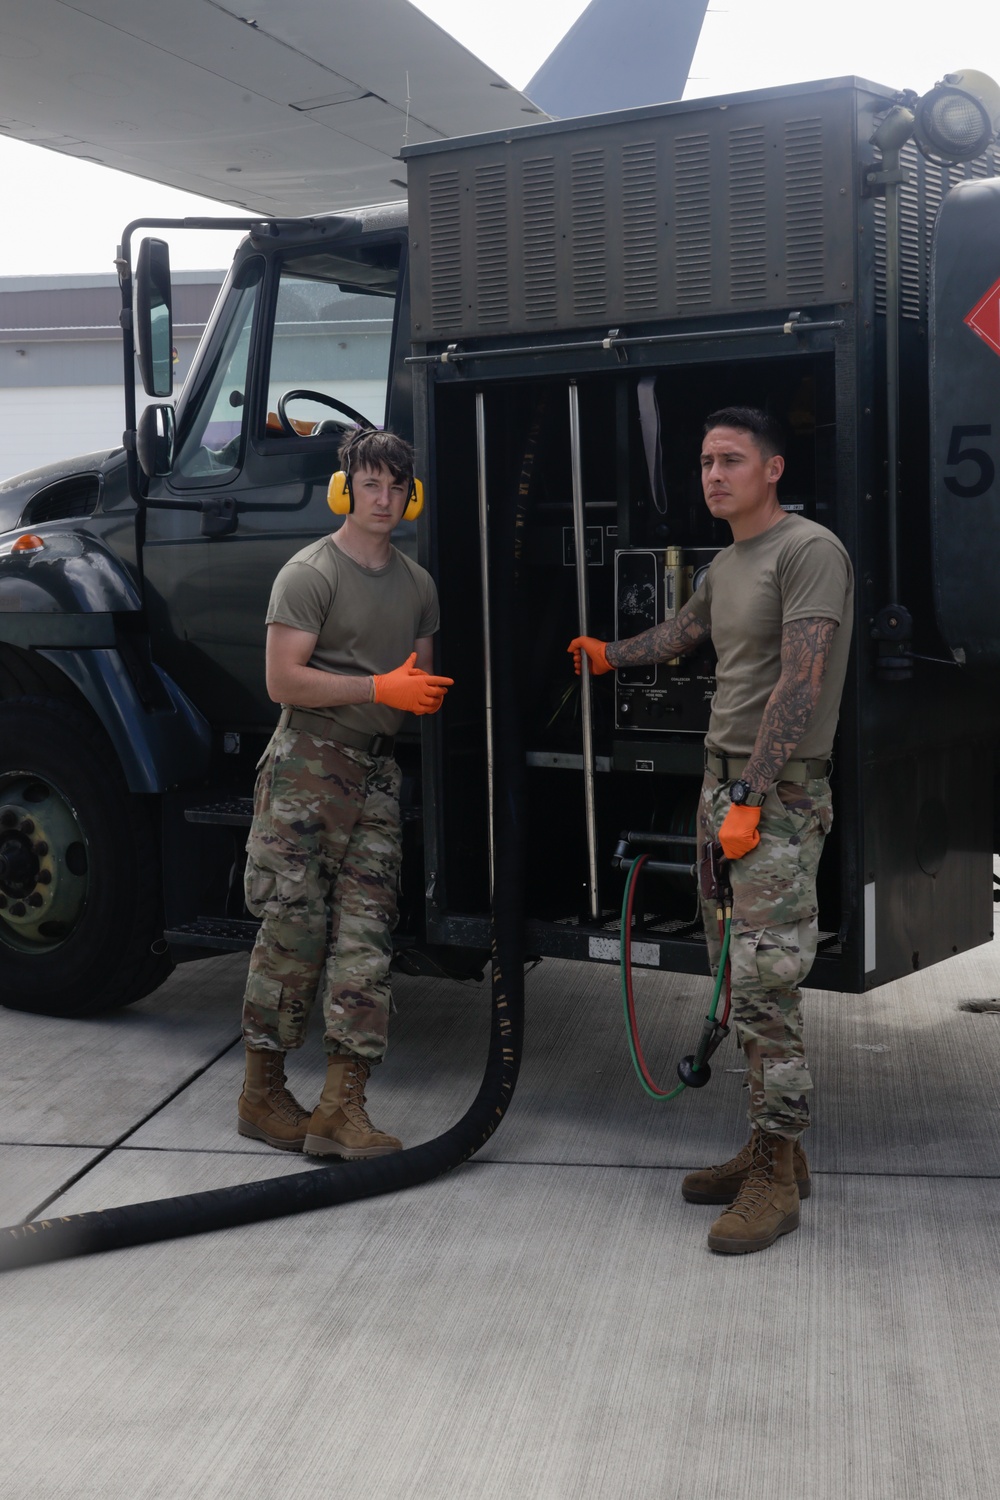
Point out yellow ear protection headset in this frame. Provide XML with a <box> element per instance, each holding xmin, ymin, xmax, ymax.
<box><xmin>327</xmin><ymin>469</ymin><xmax>424</xmax><ymax>521</ymax></box>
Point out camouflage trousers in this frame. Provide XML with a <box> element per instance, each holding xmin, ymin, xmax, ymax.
<box><xmin>698</xmin><ymin>770</ymin><xmax>833</xmax><ymax>1139</ymax></box>
<box><xmin>241</xmin><ymin>726</ymin><xmax>402</xmax><ymax>1061</ymax></box>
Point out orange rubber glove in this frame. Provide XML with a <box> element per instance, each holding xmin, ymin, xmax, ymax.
<box><xmin>568</xmin><ymin>636</ymin><xmax>612</xmax><ymax>676</ymax></box>
<box><xmin>373</xmin><ymin>653</ymin><xmax>454</xmax><ymax>715</ymax></box>
<box><xmin>717</xmin><ymin>803</ymin><xmax>761</xmax><ymax>860</ymax></box>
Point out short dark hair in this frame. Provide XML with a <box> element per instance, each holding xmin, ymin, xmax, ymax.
<box><xmin>703</xmin><ymin>406</ymin><xmax>785</xmax><ymax>461</ymax></box>
<box><xmin>338</xmin><ymin>428</ymin><xmax>414</xmax><ymax>483</ymax></box>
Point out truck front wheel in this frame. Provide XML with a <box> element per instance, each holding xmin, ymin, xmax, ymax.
<box><xmin>0</xmin><ymin>697</ymin><xmax>174</xmax><ymax>1017</ymax></box>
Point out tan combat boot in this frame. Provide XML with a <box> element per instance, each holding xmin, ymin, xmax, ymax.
<box><xmin>237</xmin><ymin>1047</ymin><xmax>311</xmax><ymax>1152</ymax></box>
<box><xmin>682</xmin><ymin>1129</ymin><xmax>811</xmax><ymax>1203</ymax></box>
<box><xmin>706</xmin><ymin>1133</ymin><xmax>800</xmax><ymax>1254</ymax></box>
<box><xmin>303</xmin><ymin>1054</ymin><xmax>403</xmax><ymax>1160</ymax></box>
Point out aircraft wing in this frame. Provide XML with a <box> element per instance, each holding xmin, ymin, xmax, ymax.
<box><xmin>0</xmin><ymin>0</ymin><xmax>547</xmax><ymax>215</ymax></box>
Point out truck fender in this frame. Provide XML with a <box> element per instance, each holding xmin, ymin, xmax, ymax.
<box><xmin>0</xmin><ymin>530</ymin><xmax>210</xmax><ymax>792</ymax></box>
<box><xmin>36</xmin><ymin>646</ymin><xmax>210</xmax><ymax>794</ymax></box>
<box><xmin>0</xmin><ymin>527</ymin><xmax>142</xmax><ymax>614</ymax></box>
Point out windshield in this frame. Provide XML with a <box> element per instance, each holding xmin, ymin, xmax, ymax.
<box><xmin>260</xmin><ymin>244</ymin><xmax>399</xmax><ymax>440</ymax></box>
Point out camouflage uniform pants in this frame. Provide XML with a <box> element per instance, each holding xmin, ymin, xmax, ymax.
<box><xmin>697</xmin><ymin>769</ymin><xmax>833</xmax><ymax>1139</ymax></box>
<box><xmin>241</xmin><ymin>726</ymin><xmax>402</xmax><ymax>1061</ymax></box>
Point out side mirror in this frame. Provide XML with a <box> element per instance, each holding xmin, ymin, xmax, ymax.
<box><xmin>134</xmin><ymin>237</ymin><xmax>174</xmax><ymax>398</ymax></box>
<box><xmin>136</xmin><ymin>403</ymin><xmax>176</xmax><ymax>478</ymax></box>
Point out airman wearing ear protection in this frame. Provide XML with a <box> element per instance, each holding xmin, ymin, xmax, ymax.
<box><xmin>238</xmin><ymin>428</ymin><xmax>453</xmax><ymax>1161</ymax></box>
<box><xmin>328</xmin><ymin>466</ymin><xmax>425</xmax><ymax>523</ymax></box>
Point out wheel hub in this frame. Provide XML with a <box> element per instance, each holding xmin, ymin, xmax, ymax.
<box><xmin>0</xmin><ymin>777</ymin><xmax>88</xmax><ymax>951</ymax></box>
<box><xmin>0</xmin><ymin>827</ymin><xmax>40</xmax><ymax>897</ymax></box>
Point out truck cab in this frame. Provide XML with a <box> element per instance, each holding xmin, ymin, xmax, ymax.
<box><xmin>0</xmin><ymin>204</ymin><xmax>422</xmax><ymax>1016</ymax></box>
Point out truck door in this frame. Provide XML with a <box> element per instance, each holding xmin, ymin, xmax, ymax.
<box><xmin>140</xmin><ymin>234</ymin><xmax>406</xmax><ymax>730</ymax></box>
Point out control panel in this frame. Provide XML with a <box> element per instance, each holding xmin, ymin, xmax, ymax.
<box><xmin>614</xmin><ymin>547</ymin><xmax>717</xmax><ymax>735</ymax></box>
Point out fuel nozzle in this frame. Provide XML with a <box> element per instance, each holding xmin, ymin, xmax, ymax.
<box><xmin>699</xmin><ymin>838</ymin><xmax>732</xmax><ymax>904</ymax></box>
<box><xmin>677</xmin><ymin>1015</ymin><xmax>731</xmax><ymax>1088</ymax></box>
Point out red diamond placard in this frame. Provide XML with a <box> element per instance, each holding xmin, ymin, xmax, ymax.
<box><xmin>965</xmin><ymin>275</ymin><xmax>1000</xmax><ymax>357</ymax></box>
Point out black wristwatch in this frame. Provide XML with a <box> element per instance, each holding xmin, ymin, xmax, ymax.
<box><xmin>729</xmin><ymin>778</ymin><xmax>766</xmax><ymax>807</ymax></box>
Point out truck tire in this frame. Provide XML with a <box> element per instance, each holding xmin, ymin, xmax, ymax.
<box><xmin>0</xmin><ymin>696</ymin><xmax>174</xmax><ymax>1017</ymax></box>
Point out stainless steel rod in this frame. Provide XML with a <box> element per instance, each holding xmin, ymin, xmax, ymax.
<box><xmin>475</xmin><ymin>391</ymin><xmax>496</xmax><ymax>897</ymax></box>
<box><xmin>624</xmin><ymin>830</ymin><xmax>698</xmax><ymax>848</ymax></box>
<box><xmin>568</xmin><ymin>382</ymin><xmax>601</xmax><ymax>921</ymax></box>
<box><xmin>405</xmin><ymin>319</ymin><xmax>845</xmax><ymax>366</ymax></box>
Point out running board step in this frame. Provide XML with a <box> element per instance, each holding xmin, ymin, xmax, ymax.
<box><xmin>164</xmin><ymin>917</ymin><xmax>259</xmax><ymax>951</ymax></box>
<box><xmin>184</xmin><ymin>798</ymin><xmax>254</xmax><ymax>826</ymax></box>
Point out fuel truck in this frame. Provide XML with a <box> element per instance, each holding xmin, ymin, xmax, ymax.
<box><xmin>1</xmin><ymin>71</ymin><xmax>1000</xmax><ymax>1020</ymax></box>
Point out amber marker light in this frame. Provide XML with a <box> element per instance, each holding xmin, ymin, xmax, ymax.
<box><xmin>11</xmin><ymin>534</ymin><xmax>44</xmax><ymax>552</ymax></box>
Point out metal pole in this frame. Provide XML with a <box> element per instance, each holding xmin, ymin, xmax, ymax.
<box><xmin>884</xmin><ymin>156</ymin><xmax>901</xmax><ymax>603</ymax></box>
<box><xmin>404</xmin><ymin>318</ymin><xmax>846</xmax><ymax>367</ymax></box>
<box><xmin>568</xmin><ymin>382</ymin><xmax>601</xmax><ymax>922</ymax></box>
<box><xmin>475</xmin><ymin>391</ymin><xmax>496</xmax><ymax>897</ymax></box>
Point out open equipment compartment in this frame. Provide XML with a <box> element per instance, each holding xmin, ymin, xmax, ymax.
<box><xmin>420</xmin><ymin>349</ymin><xmax>856</xmax><ymax>984</ymax></box>
<box><xmin>407</xmin><ymin>78</ymin><xmax>1000</xmax><ymax>993</ymax></box>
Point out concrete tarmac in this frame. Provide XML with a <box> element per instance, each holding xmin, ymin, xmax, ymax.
<box><xmin>3</xmin><ymin>937</ymin><xmax>1000</xmax><ymax>1499</ymax></box>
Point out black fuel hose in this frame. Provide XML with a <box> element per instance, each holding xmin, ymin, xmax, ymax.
<box><xmin>0</xmin><ymin>925</ymin><xmax>521</xmax><ymax>1272</ymax></box>
<box><xmin>0</xmin><ymin>426</ymin><xmax>535</xmax><ymax>1275</ymax></box>
<box><xmin>0</xmin><ymin>746</ymin><xmax>523</xmax><ymax>1276</ymax></box>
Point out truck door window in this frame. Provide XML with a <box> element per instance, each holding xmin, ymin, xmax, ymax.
<box><xmin>260</xmin><ymin>245</ymin><xmax>399</xmax><ymax>444</ymax></box>
<box><xmin>172</xmin><ymin>258</ymin><xmax>263</xmax><ymax>483</ymax></box>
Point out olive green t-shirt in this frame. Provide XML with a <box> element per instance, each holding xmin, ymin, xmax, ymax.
<box><xmin>688</xmin><ymin>514</ymin><xmax>854</xmax><ymax>759</ymax></box>
<box><xmin>266</xmin><ymin>535</ymin><xmax>440</xmax><ymax>738</ymax></box>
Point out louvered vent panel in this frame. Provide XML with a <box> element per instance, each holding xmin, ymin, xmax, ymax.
<box><xmin>22</xmin><ymin>476</ymin><xmax>99</xmax><ymax>525</ymax></box>
<box><xmin>899</xmin><ymin>143</ymin><xmax>921</xmax><ymax>319</ymax></box>
<box><xmin>874</xmin><ymin>192</ymin><xmax>887</xmax><ymax>315</ymax></box>
<box><xmin>474</xmin><ymin>163</ymin><xmax>509</xmax><ymax>326</ymax></box>
<box><xmin>427</xmin><ymin>170</ymin><xmax>462</xmax><ymax>331</ymax></box>
<box><xmin>408</xmin><ymin>85</ymin><xmax>910</xmax><ymax>339</ymax></box>
<box><xmin>571</xmin><ymin>149</ymin><xmax>608</xmax><ymax>317</ymax></box>
<box><xmin>674</xmin><ymin>133</ymin><xmax>712</xmax><ymax>306</ymax></box>
<box><xmin>522</xmin><ymin>155</ymin><xmax>557</xmax><ymax>322</ymax></box>
<box><xmin>728</xmin><ymin>126</ymin><xmax>767</xmax><ymax>301</ymax></box>
<box><xmin>621</xmin><ymin>141</ymin><xmax>658</xmax><ymax>314</ymax></box>
<box><xmin>922</xmin><ymin>158</ymin><xmax>946</xmax><ymax>319</ymax></box>
<box><xmin>873</xmin><ymin>145</ymin><xmax>997</xmax><ymax>321</ymax></box>
<box><xmin>785</xmin><ymin>118</ymin><xmax>825</xmax><ymax>295</ymax></box>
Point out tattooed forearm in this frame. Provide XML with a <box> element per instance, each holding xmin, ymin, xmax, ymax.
<box><xmin>742</xmin><ymin>616</ymin><xmax>838</xmax><ymax>792</ymax></box>
<box><xmin>607</xmin><ymin>599</ymin><xmax>711</xmax><ymax>668</ymax></box>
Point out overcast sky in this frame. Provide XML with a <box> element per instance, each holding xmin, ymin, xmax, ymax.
<box><xmin>0</xmin><ymin>0</ymin><xmax>998</xmax><ymax>278</ymax></box>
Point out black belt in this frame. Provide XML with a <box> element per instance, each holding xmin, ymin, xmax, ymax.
<box><xmin>704</xmin><ymin>749</ymin><xmax>831</xmax><ymax>783</ymax></box>
<box><xmin>279</xmin><ymin>707</ymin><xmax>395</xmax><ymax>758</ymax></box>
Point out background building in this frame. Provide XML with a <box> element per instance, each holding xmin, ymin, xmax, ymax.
<box><xmin>0</xmin><ymin>271</ymin><xmax>224</xmax><ymax>481</ymax></box>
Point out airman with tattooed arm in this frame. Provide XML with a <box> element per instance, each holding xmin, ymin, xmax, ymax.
<box><xmin>569</xmin><ymin>406</ymin><xmax>853</xmax><ymax>1255</ymax></box>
